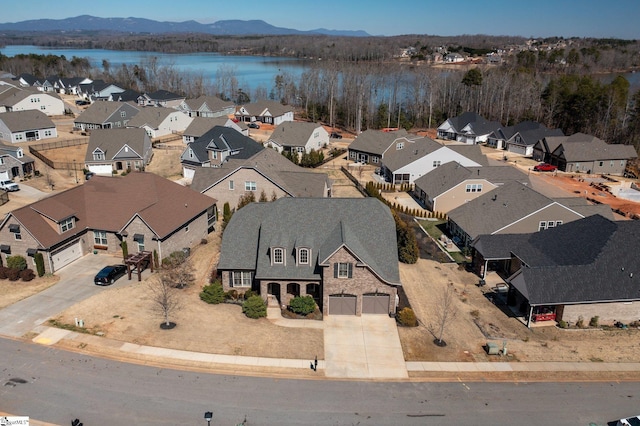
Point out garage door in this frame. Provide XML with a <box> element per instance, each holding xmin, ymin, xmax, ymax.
<box><xmin>362</xmin><ymin>293</ymin><xmax>390</xmax><ymax>314</ymax></box>
<box><xmin>90</xmin><ymin>164</ymin><xmax>113</xmax><ymax>176</ymax></box>
<box><xmin>183</xmin><ymin>167</ymin><xmax>195</xmax><ymax>180</ymax></box>
<box><xmin>507</xmin><ymin>144</ymin><xmax>526</xmax><ymax>156</ymax></box>
<box><xmin>51</xmin><ymin>240</ymin><xmax>82</xmax><ymax>271</ymax></box>
<box><xmin>328</xmin><ymin>294</ymin><xmax>357</xmax><ymax>315</ymax></box>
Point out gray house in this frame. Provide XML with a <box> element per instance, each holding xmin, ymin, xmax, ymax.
<box><xmin>84</xmin><ymin>128</ymin><xmax>152</xmax><ymax>175</ymax></box>
<box><xmin>532</xmin><ymin>133</ymin><xmax>637</xmax><ymax>175</ymax></box>
<box><xmin>74</xmin><ymin>101</ymin><xmax>140</xmax><ymax>131</ymax></box>
<box><xmin>266</xmin><ymin>121</ymin><xmax>329</xmax><ymax>154</ymax></box>
<box><xmin>218</xmin><ymin>197</ymin><xmax>401</xmax><ymax>317</ymax></box>
<box><xmin>235</xmin><ymin>100</ymin><xmax>294</xmax><ymax>126</ymax></box>
<box><xmin>347</xmin><ymin>129</ymin><xmax>420</xmax><ymax>165</ymax></box>
<box><xmin>472</xmin><ymin>215</ymin><xmax>640</xmax><ymax>327</ymax></box>
<box><xmin>447</xmin><ymin>180</ymin><xmax>614</xmax><ymax>248</ymax></box>
<box><xmin>182</xmin><ymin>117</ymin><xmax>246</xmax><ymax>144</ymax></box>
<box><xmin>0</xmin><ymin>142</ymin><xmax>36</xmax><ymax>179</ymax></box>
<box><xmin>486</xmin><ymin>121</ymin><xmax>564</xmax><ymax>155</ymax></box>
<box><xmin>437</xmin><ymin>112</ymin><xmax>502</xmax><ymax>144</ymax></box>
<box><xmin>179</xmin><ymin>95</ymin><xmax>235</xmax><ymax>118</ymax></box>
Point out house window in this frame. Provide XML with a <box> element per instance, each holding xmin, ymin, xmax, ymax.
<box><xmin>93</xmin><ymin>150</ymin><xmax>105</xmax><ymax>161</ymax></box>
<box><xmin>229</xmin><ymin>180</ymin><xmax>234</xmax><ymax>190</ymax></box>
<box><xmin>60</xmin><ymin>218</ymin><xmax>74</xmax><ymax>232</ymax></box>
<box><xmin>232</xmin><ymin>271</ymin><xmax>252</xmax><ymax>287</ymax></box>
<box><xmin>396</xmin><ymin>142</ymin><xmax>404</xmax><ymax>150</ymax></box>
<box><xmin>433</xmin><ymin>160</ymin><xmax>442</xmax><ymax>167</ymax></box>
<box><xmin>298</xmin><ymin>248</ymin><xmax>309</xmax><ymax>265</ymax></box>
<box><xmin>350</xmin><ymin>151</ymin><xmax>356</xmax><ymax>159</ymax></box>
<box><xmin>120</xmin><ymin>111</ymin><xmax>126</xmax><ymax>118</ymax></box>
<box><xmin>539</xmin><ymin>221</ymin><xmax>547</xmax><ymax>231</ymax></box>
<box><xmin>621</xmin><ymin>160</ymin><xmax>625</xmax><ymax>167</ymax></box>
<box><xmin>212</xmin><ymin>151</ymin><xmax>218</xmax><ymax>159</ymax></box>
<box><xmin>14</xmin><ymin>233</ymin><xmax>22</xmax><ymax>241</ymax></box>
<box><xmin>372</xmin><ymin>157</ymin><xmax>379</xmax><ymax>164</ymax></box>
<box><xmin>185</xmin><ymin>225</ymin><xmax>189</xmax><ymax>233</ymax></box>
<box><xmin>555</xmin><ymin>221</ymin><xmax>563</xmax><ymax>226</ymax></box>
<box><xmin>40</xmin><ymin>105</ymin><xmax>46</xmax><ymax>110</ymax></box>
<box><xmin>610</xmin><ymin>161</ymin><xmax>614</xmax><ymax>167</ymax></box>
<box><xmin>599</xmin><ymin>161</ymin><xmax>604</xmax><ymax>167</ymax></box>
<box><xmin>15</xmin><ymin>134</ymin><xmax>23</xmax><ymax>141</ymax></box>
<box><xmin>44</xmin><ymin>130</ymin><xmax>52</xmax><ymax>137</ymax></box>
<box><xmin>273</xmin><ymin>247</ymin><xmax>284</xmax><ymax>264</ymax></box>
<box><xmin>0</xmin><ymin>158</ymin><xmax>3</xmax><ymax>165</ymax></box>
<box><xmin>335</xmin><ymin>262</ymin><xmax>353</xmax><ymax>278</ymax></box>
<box><xmin>245</xmin><ymin>181</ymin><xmax>256</xmax><ymax>191</ymax></box>
<box><xmin>465</xmin><ymin>184</ymin><xmax>483</xmax><ymax>193</ymax></box>
<box><xmin>93</xmin><ymin>230</ymin><xmax>107</xmax><ymax>245</ymax></box>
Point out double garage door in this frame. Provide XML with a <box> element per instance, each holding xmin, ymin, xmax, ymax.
<box><xmin>51</xmin><ymin>240</ymin><xmax>82</xmax><ymax>271</ymax></box>
<box><xmin>328</xmin><ymin>293</ymin><xmax>390</xmax><ymax>315</ymax></box>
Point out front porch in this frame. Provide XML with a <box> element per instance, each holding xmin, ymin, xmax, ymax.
<box><xmin>260</xmin><ymin>280</ymin><xmax>322</xmax><ymax>311</ymax></box>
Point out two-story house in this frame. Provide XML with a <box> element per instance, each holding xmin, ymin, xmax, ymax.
<box><xmin>347</xmin><ymin>129</ymin><xmax>421</xmax><ymax>165</ymax></box>
<box><xmin>0</xmin><ymin>142</ymin><xmax>36</xmax><ymax>179</ymax></box>
<box><xmin>486</xmin><ymin>121</ymin><xmax>564</xmax><ymax>155</ymax></box>
<box><xmin>84</xmin><ymin>128</ymin><xmax>153</xmax><ymax>175</ymax></box>
<box><xmin>182</xmin><ymin>117</ymin><xmax>247</xmax><ymax>144</ymax></box>
<box><xmin>137</xmin><ymin>90</ymin><xmax>185</xmax><ymax>108</ymax></box>
<box><xmin>0</xmin><ymin>85</ymin><xmax>65</xmax><ymax>116</ymax></box>
<box><xmin>235</xmin><ymin>100</ymin><xmax>294</xmax><ymax>126</ymax></box>
<box><xmin>218</xmin><ymin>197</ymin><xmax>401</xmax><ymax>316</ymax></box>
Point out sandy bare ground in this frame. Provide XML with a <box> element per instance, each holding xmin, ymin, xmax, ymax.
<box><xmin>52</xmin><ymin>226</ymin><xmax>324</xmax><ymax>360</ymax></box>
<box><xmin>399</xmin><ymin>258</ymin><xmax>640</xmax><ymax>363</ymax></box>
<box><xmin>0</xmin><ymin>276</ymin><xmax>59</xmax><ymax>310</ymax></box>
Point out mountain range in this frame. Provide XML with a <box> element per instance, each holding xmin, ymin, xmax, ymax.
<box><xmin>0</xmin><ymin>15</ymin><xmax>370</xmax><ymax>37</ymax></box>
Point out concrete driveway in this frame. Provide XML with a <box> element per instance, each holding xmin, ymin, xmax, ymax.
<box><xmin>0</xmin><ymin>252</ymin><xmax>146</xmax><ymax>337</ymax></box>
<box><xmin>323</xmin><ymin>315</ymin><xmax>408</xmax><ymax>379</ymax></box>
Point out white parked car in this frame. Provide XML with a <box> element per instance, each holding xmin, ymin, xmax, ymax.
<box><xmin>0</xmin><ymin>180</ymin><xmax>19</xmax><ymax>192</ymax></box>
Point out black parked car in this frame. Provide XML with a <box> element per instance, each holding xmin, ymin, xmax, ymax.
<box><xmin>94</xmin><ymin>265</ymin><xmax>127</xmax><ymax>286</ymax></box>
<box><xmin>329</xmin><ymin>132</ymin><xmax>343</xmax><ymax>139</ymax></box>
<box><xmin>248</xmin><ymin>122</ymin><xmax>260</xmax><ymax>129</ymax></box>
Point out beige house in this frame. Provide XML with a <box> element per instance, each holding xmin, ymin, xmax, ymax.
<box><xmin>0</xmin><ymin>173</ymin><xmax>216</xmax><ymax>273</ymax></box>
<box><xmin>126</xmin><ymin>106</ymin><xmax>193</xmax><ymax>138</ymax></box>
<box><xmin>191</xmin><ymin>147</ymin><xmax>332</xmax><ymax>210</ymax></box>
<box><xmin>414</xmin><ymin>162</ymin><xmax>529</xmax><ymax>213</ymax></box>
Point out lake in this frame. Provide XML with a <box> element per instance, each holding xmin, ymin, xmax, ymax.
<box><xmin>0</xmin><ymin>45</ymin><xmax>309</xmax><ymax>92</ymax></box>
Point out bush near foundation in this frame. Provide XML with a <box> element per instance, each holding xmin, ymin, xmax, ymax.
<box><xmin>289</xmin><ymin>296</ymin><xmax>316</xmax><ymax>316</ymax></box>
<box><xmin>242</xmin><ymin>295</ymin><xmax>267</xmax><ymax>319</ymax></box>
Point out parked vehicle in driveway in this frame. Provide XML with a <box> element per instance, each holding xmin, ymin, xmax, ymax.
<box><xmin>329</xmin><ymin>131</ymin><xmax>343</xmax><ymax>139</ymax></box>
<box><xmin>533</xmin><ymin>163</ymin><xmax>558</xmax><ymax>172</ymax></box>
<box><xmin>94</xmin><ymin>264</ymin><xmax>127</xmax><ymax>285</ymax></box>
<box><xmin>248</xmin><ymin>122</ymin><xmax>260</xmax><ymax>129</ymax></box>
<box><xmin>0</xmin><ymin>180</ymin><xmax>19</xmax><ymax>191</ymax></box>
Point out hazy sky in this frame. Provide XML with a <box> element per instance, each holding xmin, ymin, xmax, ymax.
<box><xmin>3</xmin><ymin>0</ymin><xmax>639</xmax><ymax>39</ymax></box>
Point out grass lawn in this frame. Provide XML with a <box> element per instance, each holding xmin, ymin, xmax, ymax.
<box><xmin>417</xmin><ymin>219</ymin><xmax>468</xmax><ymax>264</ymax></box>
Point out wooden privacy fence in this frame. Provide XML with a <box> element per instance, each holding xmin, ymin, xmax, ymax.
<box><xmin>29</xmin><ymin>138</ymin><xmax>88</xmax><ymax>170</ymax></box>
<box><xmin>0</xmin><ymin>190</ymin><xmax>9</xmax><ymax>206</ymax></box>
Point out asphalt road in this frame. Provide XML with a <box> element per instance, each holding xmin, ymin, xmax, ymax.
<box><xmin>1</xmin><ymin>338</ymin><xmax>637</xmax><ymax>426</ymax></box>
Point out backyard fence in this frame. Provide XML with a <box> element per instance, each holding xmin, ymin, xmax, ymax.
<box><xmin>29</xmin><ymin>138</ymin><xmax>88</xmax><ymax>170</ymax></box>
<box><xmin>0</xmin><ymin>190</ymin><xmax>9</xmax><ymax>206</ymax></box>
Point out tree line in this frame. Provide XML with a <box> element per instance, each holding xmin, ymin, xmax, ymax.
<box><xmin>2</xmin><ymin>47</ymin><xmax>639</xmax><ymax>151</ymax></box>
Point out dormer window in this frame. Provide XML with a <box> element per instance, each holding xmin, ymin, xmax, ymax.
<box><xmin>60</xmin><ymin>217</ymin><xmax>74</xmax><ymax>233</ymax></box>
<box><xmin>396</xmin><ymin>142</ymin><xmax>404</xmax><ymax>150</ymax></box>
<box><xmin>93</xmin><ymin>149</ymin><xmax>105</xmax><ymax>161</ymax></box>
<box><xmin>298</xmin><ymin>248</ymin><xmax>309</xmax><ymax>265</ymax></box>
<box><xmin>272</xmin><ymin>247</ymin><xmax>284</xmax><ymax>264</ymax></box>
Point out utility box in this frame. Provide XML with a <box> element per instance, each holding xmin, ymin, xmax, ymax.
<box><xmin>486</xmin><ymin>342</ymin><xmax>500</xmax><ymax>355</ymax></box>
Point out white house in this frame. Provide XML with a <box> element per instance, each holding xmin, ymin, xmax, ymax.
<box><xmin>437</xmin><ymin>112</ymin><xmax>501</xmax><ymax>145</ymax></box>
<box><xmin>0</xmin><ymin>110</ymin><xmax>58</xmax><ymax>143</ymax></box>
<box><xmin>0</xmin><ymin>86</ymin><xmax>65</xmax><ymax>116</ymax></box>
<box><xmin>235</xmin><ymin>100</ymin><xmax>294</xmax><ymax>126</ymax></box>
<box><xmin>182</xmin><ymin>117</ymin><xmax>246</xmax><ymax>144</ymax></box>
<box><xmin>266</xmin><ymin>121</ymin><xmax>329</xmax><ymax>154</ymax></box>
<box><xmin>126</xmin><ymin>107</ymin><xmax>193</xmax><ymax>138</ymax></box>
<box><xmin>381</xmin><ymin>137</ymin><xmax>488</xmax><ymax>185</ymax></box>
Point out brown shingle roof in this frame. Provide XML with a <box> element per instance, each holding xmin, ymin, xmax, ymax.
<box><xmin>9</xmin><ymin>173</ymin><xmax>215</xmax><ymax>249</ymax></box>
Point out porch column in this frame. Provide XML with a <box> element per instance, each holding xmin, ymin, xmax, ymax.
<box><xmin>482</xmin><ymin>259</ymin><xmax>488</xmax><ymax>279</ymax></box>
<box><xmin>526</xmin><ymin>305</ymin><xmax>534</xmax><ymax>328</ymax></box>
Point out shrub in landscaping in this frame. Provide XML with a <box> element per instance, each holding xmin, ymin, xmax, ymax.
<box><xmin>557</xmin><ymin>320</ymin><xmax>568</xmax><ymax>329</ymax></box>
<box><xmin>289</xmin><ymin>295</ymin><xmax>316</xmax><ymax>316</ymax></box>
<box><xmin>0</xmin><ymin>266</ymin><xmax>8</xmax><ymax>279</ymax></box>
<box><xmin>589</xmin><ymin>316</ymin><xmax>599</xmax><ymax>327</ymax></box>
<box><xmin>199</xmin><ymin>281</ymin><xmax>225</xmax><ymax>304</ymax></box>
<box><xmin>121</xmin><ymin>241</ymin><xmax>128</xmax><ymax>259</ymax></box>
<box><xmin>242</xmin><ymin>295</ymin><xmax>267</xmax><ymax>319</ymax></box>
<box><xmin>162</xmin><ymin>251</ymin><xmax>186</xmax><ymax>268</ymax></box>
<box><xmin>34</xmin><ymin>252</ymin><xmax>45</xmax><ymax>277</ymax></box>
<box><xmin>576</xmin><ymin>316</ymin><xmax>584</xmax><ymax>328</ymax></box>
<box><xmin>6</xmin><ymin>255</ymin><xmax>27</xmax><ymax>271</ymax></box>
<box><xmin>20</xmin><ymin>269</ymin><xmax>35</xmax><ymax>282</ymax></box>
<box><xmin>6</xmin><ymin>268</ymin><xmax>20</xmax><ymax>281</ymax></box>
<box><xmin>226</xmin><ymin>289</ymin><xmax>239</xmax><ymax>301</ymax></box>
<box><xmin>243</xmin><ymin>289</ymin><xmax>258</xmax><ymax>300</ymax></box>
<box><xmin>396</xmin><ymin>307</ymin><xmax>418</xmax><ymax>327</ymax></box>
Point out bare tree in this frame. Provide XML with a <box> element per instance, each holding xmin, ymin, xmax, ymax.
<box><xmin>149</xmin><ymin>273</ymin><xmax>181</xmax><ymax>329</ymax></box>
<box><xmin>433</xmin><ymin>284</ymin><xmax>458</xmax><ymax>347</ymax></box>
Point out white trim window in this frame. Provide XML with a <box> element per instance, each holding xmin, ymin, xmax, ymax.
<box><xmin>298</xmin><ymin>248</ymin><xmax>309</xmax><ymax>265</ymax></box>
<box><xmin>93</xmin><ymin>230</ymin><xmax>107</xmax><ymax>245</ymax></box>
<box><xmin>60</xmin><ymin>218</ymin><xmax>74</xmax><ymax>232</ymax></box>
<box><xmin>93</xmin><ymin>150</ymin><xmax>105</xmax><ymax>161</ymax></box>
<box><xmin>433</xmin><ymin>160</ymin><xmax>442</xmax><ymax>167</ymax></box>
<box><xmin>465</xmin><ymin>184</ymin><xmax>483</xmax><ymax>193</ymax></box>
<box><xmin>229</xmin><ymin>180</ymin><xmax>234</xmax><ymax>190</ymax></box>
<box><xmin>273</xmin><ymin>247</ymin><xmax>284</xmax><ymax>264</ymax></box>
<box><xmin>232</xmin><ymin>271</ymin><xmax>252</xmax><ymax>287</ymax></box>
<box><xmin>335</xmin><ymin>262</ymin><xmax>353</xmax><ymax>278</ymax></box>
<box><xmin>245</xmin><ymin>181</ymin><xmax>257</xmax><ymax>191</ymax></box>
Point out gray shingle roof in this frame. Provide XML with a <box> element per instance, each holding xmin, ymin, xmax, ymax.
<box><xmin>183</xmin><ymin>95</ymin><xmax>234</xmax><ymax>113</ymax></box>
<box><xmin>381</xmin><ymin>136</ymin><xmax>442</xmax><ymax>171</ymax></box>
<box><xmin>239</xmin><ymin>100</ymin><xmax>293</xmax><ymax>118</ymax></box>
<box><xmin>0</xmin><ymin>110</ymin><xmax>56</xmax><ymax>131</ymax></box>
<box><xmin>74</xmin><ymin>101</ymin><xmax>139</xmax><ymax>125</ymax></box>
<box><xmin>218</xmin><ymin>198</ymin><xmax>400</xmax><ymax>284</ymax></box>
<box><xmin>476</xmin><ymin>215</ymin><xmax>640</xmax><ymax>305</ymax></box>
<box><xmin>126</xmin><ymin>107</ymin><xmax>175</xmax><ymax>128</ymax></box>
<box><xmin>447</xmin><ymin>112</ymin><xmax>501</xmax><ymax>136</ymax></box>
<box><xmin>414</xmin><ymin>163</ymin><xmax>528</xmax><ymax>198</ymax></box>
<box><xmin>183</xmin><ymin>117</ymin><xmax>233</xmax><ymax>138</ymax></box>
<box><xmin>84</xmin><ymin>128</ymin><xmax>148</xmax><ymax>162</ymax></box>
<box><xmin>190</xmin><ymin>126</ymin><xmax>263</xmax><ymax>163</ymax></box>
<box><xmin>268</xmin><ymin>121</ymin><xmax>321</xmax><ymax>147</ymax></box>
<box><xmin>447</xmin><ymin>144</ymin><xmax>489</xmax><ymax>166</ymax></box>
<box><xmin>348</xmin><ymin>129</ymin><xmax>416</xmax><ymax>156</ymax></box>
